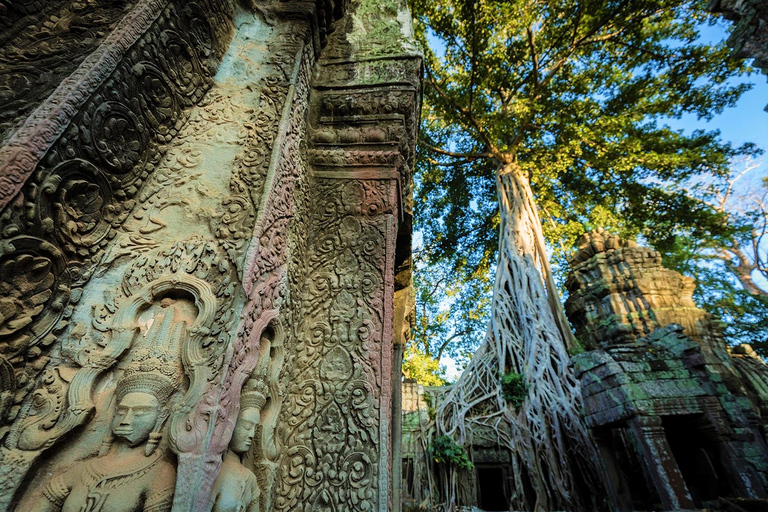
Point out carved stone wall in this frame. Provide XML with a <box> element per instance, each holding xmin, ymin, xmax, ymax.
<box><xmin>273</xmin><ymin>0</ymin><xmax>421</xmax><ymax>508</ymax></box>
<box><xmin>567</xmin><ymin>231</ymin><xmax>768</xmax><ymax>510</ymax></box>
<box><xmin>0</xmin><ymin>0</ymin><xmax>419</xmax><ymax>509</ymax></box>
<box><xmin>0</xmin><ymin>1</ymin><xmax>234</xmax><ymax>507</ymax></box>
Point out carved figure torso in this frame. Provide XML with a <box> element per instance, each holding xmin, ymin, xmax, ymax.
<box><xmin>42</xmin><ymin>450</ymin><xmax>175</xmax><ymax>512</ymax></box>
<box><xmin>210</xmin><ymin>451</ymin><xmax>259</xmax><ymax>512</ymax></box>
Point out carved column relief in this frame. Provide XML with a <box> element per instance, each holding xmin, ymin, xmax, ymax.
<box><xmin>271</xmin><ymin>0</ymin><xmax>420</xmax><ymax>507</ymax></box>
<box><xmin>276</xmin><ymin>175</ymin><xmax>398</xmax><ymax>512</ymax></box>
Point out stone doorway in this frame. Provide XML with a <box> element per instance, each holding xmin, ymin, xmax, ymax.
<box><xmin>663</xmin><ymin>415</ymin><xmax>730</xmax><ymax>508</ymax></box>
<box><xmin>476</xmin><ymin>464</ymin><xmax>510</xmax><ymax>511</ymax></box>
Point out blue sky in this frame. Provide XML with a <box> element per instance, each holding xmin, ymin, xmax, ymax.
<box><xmin>669</xmin><ymin>20</ymin><xmax>768</xmax><ymax>186</ymax></box>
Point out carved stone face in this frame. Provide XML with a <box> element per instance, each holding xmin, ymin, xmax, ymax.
<box><xmin>111</xmin><ymin>392</ymin><xmax>161</xmax><ymax>446</ymax></box>
<box><xmin>230</xmin><ymin>407</ymin><xmax>260</xmax><ymax>455</ymax></box>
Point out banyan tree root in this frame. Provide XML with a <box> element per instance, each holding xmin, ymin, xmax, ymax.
<box><xmin>435</xmin><ymin>164</ymin><xmax>614</xmax><ymax>511</ymax></box>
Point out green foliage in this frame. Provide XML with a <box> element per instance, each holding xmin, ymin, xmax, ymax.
<box><xmin>423</xmin><ymin>392</ymin><xmax>438</xmax><ymax>420</ymax></box>
<box><xmin>403</xmin><ymin>343</ymin><xmax>447</xmax><ymax>386</ymax></box>
<box><xmin>647</xmin><ymin>162</ymin><xmax>768</xmax><ymax>353</ymax></box>
<box><xmin>567</xmin><ymin>337</ymin><xmax>587</xmax><ymax>356</ymax></box>
<box><xmin>410</xmin><ymin>251</ymin><xmax>492</xmax><ymax>375</ymax></box>
<box><xmin>409</xmin><ymin>0</ymin><xmax>762</xmax><ymax>357</ymax></box>
<box><xmin>501</xmin><ymin>371</ymin><xmax>526</xmax><ymax>408</ymax></box>
<box><xmin>429</xmin><ymin>435</ymin><xmax>474</xmax><ymax>470</ymax></box>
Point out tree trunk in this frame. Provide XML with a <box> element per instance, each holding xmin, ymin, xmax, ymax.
<box><xmin>435</xmin><ymin>163</ymin><xmax>613</xmax><ymax>511</ymax></box>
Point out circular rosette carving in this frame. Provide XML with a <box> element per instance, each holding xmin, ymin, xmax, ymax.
<box><xmin>342</xmin><ymin>452</ymin><xmax>373</xmax><ymax>491</ymax></box>
<box><xmin>38</xmin><ymin>159</ymin><xmax>113</xmax><ymax>251</ymax></box>
<box><xmin>285</xmin><ymin>379</ymin><xmax>319</xmax><ymax>430</ymax></box>
<box><xmin>133</xmin><ymin>62</ymin><xmax>180</xmax><ymax>142</ymax></box>
<box><xmin>0</xmin><ymin>237</ymin><xmax>70</xmax><ymax>360</ymax></box>
<box><xmin>91</xmin><ymin>101</ymin><xmax>148</xmax><ymax>174</ymax></box>
<box><xmin>216</xmin><ymin>195</ymin><xmax>255</xmax><ymax>240</ymax></box>
<box><xmin>182</xmin><ymin>2</ymin><xmax>214</xmax><ymax>60</ymax></box>
<box><xmin>307</xmin><ymin>320</ymin><xmax>331</xmax><ymax>350</ymax></box>
<box><xmin>159</xmin><ymin>30</ymin><xmax>204</xmax><ymax>100</ymax></box>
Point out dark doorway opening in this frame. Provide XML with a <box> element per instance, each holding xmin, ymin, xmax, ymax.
<box><xmin>663</xmin><ymin>414</ymin><xmax>730</xmax><ymax>508</ymax></box>
<box><xmin>476</xmin><ymin>465</ymin><xmax>509</xmax><ymax>511</ymax></box>
<box><xmin>595</xmin><ymin>424</ymin><xmax>661</xmax><ymax>511</ymax></box>
<box><xmin>403</xmin><ymin>457</ymin><xmax>415</xmax><ymax>498</ymax></box>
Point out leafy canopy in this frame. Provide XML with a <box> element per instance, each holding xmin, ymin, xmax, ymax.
<box><xmin>407</xmin><ymin>0</ymin><xmax>760</xmax><ymax>362</ymax></box>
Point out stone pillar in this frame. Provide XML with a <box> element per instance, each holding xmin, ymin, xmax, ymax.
<box><xmin>392</xmin><ymin>285</ymin><xmax>414</xmax><ymax>511</ymax></box>
<box><xmin>627</xmin><ymin>416</ymin><xmax>695</xmax><ymax>510</ymax></box>
<box><xmin>271</xmin><ymin>0</ymin><xmax>421</xmax><ymax>509</ymax></box>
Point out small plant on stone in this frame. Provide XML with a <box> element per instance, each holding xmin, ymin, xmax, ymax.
<box><xmin>428</xmin><ymin>435</ymin><xmax>474</xmax><ymax>470</ymax></box>
<box><xmin>423</xmin><ymin>392</ymin><xmax>437</xmax><ymax>421</ymax></box>
<box><xmin>501</xmin><ymin>371</ymin><xmax>526</xmax><ymax>409</ymax></box>
<box><xmin>567</xmin><ymin>337</ymin><xmax>587</xmax><ymax>356</ymax></box>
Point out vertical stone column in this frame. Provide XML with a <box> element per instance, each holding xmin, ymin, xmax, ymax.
<box><xmin>284</xmin><ymin>173</ymin><xmax>399</xmax><ymax>510</ymax></box>
<box><xmin>273</xmin><ymin>0</ymin><xmax>420</xmax><ymax>509</ymax></box>
<box><xmin>627</xmin><ymin>416</ymin><xmax>695</xmax><ymax>510</ymax></box>
<box><xmin>392</xmin><ymin>285</ymin><xmax>413</xmax><ymax>511</ymax></box>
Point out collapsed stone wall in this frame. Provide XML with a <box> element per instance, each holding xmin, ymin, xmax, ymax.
<box><xmin>567</xmin><ymin>230</ymin><xmax>768</xmax><ymax>510</ymax></box>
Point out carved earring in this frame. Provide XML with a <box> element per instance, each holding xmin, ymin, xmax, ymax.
<box><xmin>145</xmin><ymin>432</ymin><xmax>162</xmax><ymax>456</ymax></box>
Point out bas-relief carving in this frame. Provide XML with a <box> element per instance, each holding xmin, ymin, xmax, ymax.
<box><xmin>0</xmin><ymin>4</ymin><xmax>233</xmax><ymax>489</ymax></box>
<box><xmin>5</xmin><ymin>239</ymin><xmax>239</xmax><ymax>509</ymax></box>
<box><xmin>9</xmin><ymin>9</ymin><xmax>313</xmax><ymax>510</ymax></box>
<box><xmin>2</xmin><ymin>0</ymin><xmax>419</xmax><ymax>509</ymax></box>
<box><xmin>0</xmin><ymin>0</ymin><xmax>134</xmax><ymax>144</ymax></box>
<box><xmin>275</xmin><ymin>178</ymin><xmax>396</xmax><ymax>512</ymax></box>
<box><xmin>0</xmin><ymin>0</ymin><xmax>233</xmax><ymax>209</ymax></box>
<box><xmin>210</xmin><ymin>375</ymin><xmax>267</xmax><ymax>512</ymax></box>
<box><xmin>30</xmin><ymin>367</ymin><xmax>178</xmax><ymax>512</ymax></box>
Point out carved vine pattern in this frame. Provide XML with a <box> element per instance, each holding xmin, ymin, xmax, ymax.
<box><xmin>0</xmin><ymin>0</ymin><xmax>134</xmax><ymax>144</ymax></box>
<box><xmin>0</xmin><ymin>0</ymin><xmax>232</xmax><ymax>443</ymax></box>
<box><xmin>168</xmin><ymin>22</ymin><xmax>317</xmax><ymax>511</ymax></box>
<box><xmin>274</xmin><ymin>178</ymin><xmax>395</xmax><ymax>511</ymax></box>
<box><xmin>0</xmin><ymin>0</ymin><xmax>233</xmax><ymax>505</ymax></box>
<box><xmin>0</xmin><ymin>239</ymin><xmax>238</xmax><ymax>507</ymax></box>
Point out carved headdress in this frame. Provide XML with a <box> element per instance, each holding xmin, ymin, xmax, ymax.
<box><xmin>240</xmin><ymin>374</ymin><xmax>267</xmax><ymax>412</ymax></box>
<box><xmin>105</xmin><ymin>300</ymin><xmax>188</xmax><ymax>456</ymax></box>
<box><xmin>115</xmin><ymin>358</ymin><xmax>179</xmax><ymax>405</ymax></box>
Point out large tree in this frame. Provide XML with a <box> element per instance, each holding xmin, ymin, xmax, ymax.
<box><xmin>410</xmin><ymin>0</ymin><xmax>758</xmax><ymax>509</ymax></box>
<box><xmin>666</xmin><ymin>158</ymin><xmax>768</xmax><ymax>351</ymax></box>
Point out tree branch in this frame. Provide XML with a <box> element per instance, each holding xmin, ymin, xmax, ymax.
<box><xmin>419</xmin><ymin>140</ymin><xmax>493</xmax><ymax>160</ymax></box>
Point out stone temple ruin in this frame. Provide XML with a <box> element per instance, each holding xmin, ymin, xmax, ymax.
<box><xmin>400</xmin><ymin>230</ymin><xmax>768</xmax><ymax>511</ymax></box>
<box><xmin>1</xmin><ymin>0</ymin><xmax>768</xmax><ymax>511</ymax></box>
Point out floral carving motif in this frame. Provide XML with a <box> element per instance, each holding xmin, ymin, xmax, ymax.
<box><xmin>0</xmin><ymin>1</ymin><xmax>234</xmax><ymax>507</ymax></box>
<box><xmin>275</xmin><ymin>177</ymin><xmax>396</xmax><ymax>512</ymax></box>
<box><xmin>91</xmin><ymin>101</ymin><xmax>148</xmax><ymax>175</ymax></box>
<box><xmin>0</xmin><ymin>0</ymin><xmax>232</xmax><ymax>460</ymax></box>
